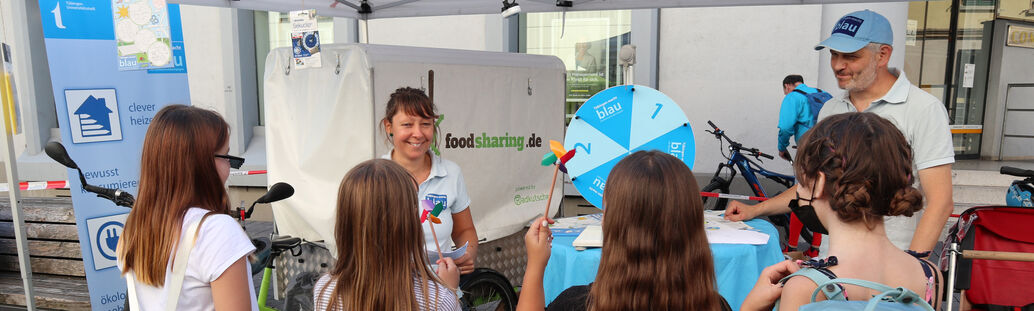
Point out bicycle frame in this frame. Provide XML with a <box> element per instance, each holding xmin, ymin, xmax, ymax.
<box><xmin>258</xmin><ymin>266</ymin><xmax>276</xmax><ymax>311</ymax></box>
<box><xmin>709</xmin><ymin>149</ymin><xmax>795</xmax><ymax>197</ymax></box>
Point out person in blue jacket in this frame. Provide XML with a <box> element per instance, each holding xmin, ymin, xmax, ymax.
<box><xmin>777</xmin><ymin>74</ymin><xmax>821</xmax><ymax>161</ymax></box>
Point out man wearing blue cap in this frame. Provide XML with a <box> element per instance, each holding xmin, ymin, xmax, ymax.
<box><xmin>727</xmin><ymin>10</ymin><xmax>954</xmax><ymax>255</ymax></box>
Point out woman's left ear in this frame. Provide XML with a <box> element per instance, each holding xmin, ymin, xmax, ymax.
<box><xmin>813</xmin><ymin>172</ymin><xmax>827</xmax><ymax>199</ymax></box>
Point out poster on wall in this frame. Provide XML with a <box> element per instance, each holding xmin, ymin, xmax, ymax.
<box><xmin>290</xmin><ymin>9</ymin><xmax>322</xmax><ymax>69</ymax></box>
<box><xmin>38</xmin><ymin>0</ymin><xmax>190</xmax><ymax>309</ymax></box>
<box><xmin>112</xmin><ymin>0</ymin><xmax>174</xmax><ymax>70</ymax></box>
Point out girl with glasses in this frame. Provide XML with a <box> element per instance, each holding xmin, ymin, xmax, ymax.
<box><xmin>117</xmin><ymin>105</ymin><xmax>257</xmax><ymax>310</ymax></box>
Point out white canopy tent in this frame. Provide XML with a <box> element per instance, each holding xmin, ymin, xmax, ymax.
<box><xmin>172</xmin><ymin>0</ymin><xmax>911</xmax><ymax>19</ymax></box>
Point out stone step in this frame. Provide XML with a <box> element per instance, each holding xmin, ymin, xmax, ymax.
<box><xmin>952</xmin><ymin>169</ymin><xmax>1017</xmax><ymax>187</ymax></box>
<box><xmin>953</xmin><ymin>184</ymin><xmax>1008</xmax><ymax>206</ymax></box>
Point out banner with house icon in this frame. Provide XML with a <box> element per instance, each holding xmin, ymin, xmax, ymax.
<box><xmin>37</xmin><ymin>0</ymin><xmax>189</xmax><ymax>309</ymax></box>
<box><xmin>64</xmin><ymin>89</ymin><xmax>123</xmax><ymax>143</ymax></box>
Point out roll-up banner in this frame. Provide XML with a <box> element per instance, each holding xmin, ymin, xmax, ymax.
<box><xmin>37</xmin><ymin>0</ymin><xmax>189</xmax><ymax>308</ymax></box>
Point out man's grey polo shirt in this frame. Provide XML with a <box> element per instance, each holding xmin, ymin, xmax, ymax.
<box><xmin>814</xmin><ymin>69</ymin><xmax>954</xmax><ymax>252</ymax></box>
<box><xmin>817</xmin><ymin>69</ymin><xmax>955</xmax><ymax>172</ymax></box>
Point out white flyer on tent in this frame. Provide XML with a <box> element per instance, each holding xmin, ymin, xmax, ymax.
<box><xmin>427</xmin><ymin>242</ymin><xmax>468</xmax><ymax>262</ymax></box>
<box><xmin>290</xmin><ymin>9</ymin><xmax>321</xmax><ymax>69</ymax></box>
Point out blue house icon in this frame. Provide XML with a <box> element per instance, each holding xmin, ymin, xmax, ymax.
<box><xmin>74</xmin><ymin>95</ymin><xmax>113</xmax><ymax>137</ymax></box>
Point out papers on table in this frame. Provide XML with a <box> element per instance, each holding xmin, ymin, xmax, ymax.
<box><xmin>547</xmin><ymin>213</ymin><xmax>603</xmax><ymax>236</ymax></box>
<box><xmin>427</xmin><ymin>242</ymin><xmax>468</xmax><ymax>262</ymax></box>
<box><xmin>537</xmin><ymin>211</ymin><xmax>769</xmax><ymax>248</ymax></box>
<box><xmin>703</xmin><ymin>210</ymin><xmax>770</xmax><ymax>245</ymax></box>
<box><xmin>572</xmin><ymin>225</ymin><xmax>603</xmax><ymax>250</ymax></box>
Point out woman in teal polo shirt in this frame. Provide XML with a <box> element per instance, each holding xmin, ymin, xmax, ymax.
<box><xmin>381</xmin><ymin>86</ymin><xmax>479</xmax><ymax>274</ymax></box>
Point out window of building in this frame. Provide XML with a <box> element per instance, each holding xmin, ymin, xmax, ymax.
<box><xmin>907</xmin><ymin>0</ymin><xmax>1001</xmax><ymax>158</ymax></box>
<box><xmin>253</xmin><ymin>11</ymin><xmax>336</xmax><ymax>125</ymax></box>
<box><xmin>520</xmin><ymin>11</ymin><xmax>631</xmax><ymax>124</ymax></box>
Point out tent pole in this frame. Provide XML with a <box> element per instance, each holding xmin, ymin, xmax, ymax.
<box><xmin>0</xmin><ymin>70</ymin><xmax>36</xmax><ymax>310</ymax></box>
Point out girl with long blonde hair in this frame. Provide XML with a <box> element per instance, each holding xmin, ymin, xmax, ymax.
<box><xmin>314</xmin><ymin>159</ymin><xmax>461</xmax><ymax>311</ymax></box>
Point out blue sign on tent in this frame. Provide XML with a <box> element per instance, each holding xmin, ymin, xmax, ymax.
<box><xmin>65</xmin><ymin>89</ymin><xmax>123</xmax><ymax>143</ymax></box>
<box><xmin>563</xmin><ymin>85</ymin><xmax>695</xmax><ymax>209</ymax></box>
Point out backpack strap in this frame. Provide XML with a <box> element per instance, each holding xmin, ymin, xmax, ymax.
<box><xmin>124</xmin><ymin>211</ymin><xmax>216</xmax><ymax>310</ymax></box>
<box><xmin>793</xmin><ymin>89</ymin><xmax>808</xmax><ymax>95</ymax></box>
<box><xmin>779</xmin><ymin>267</ymin><xmax>848</xmax><ymax>301</ymax></box>
<box><xmin>812</xmin><ymin>278</ymin><xmax>935</xmax><ymax>311</ymax></box>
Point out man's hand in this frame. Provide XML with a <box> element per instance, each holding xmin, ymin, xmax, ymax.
<box><xmin>741</xmin><ymin>260</ymin><xmax>801</xmax><ymax>311</ymax></box>
<box><xmin>779</xmin><ymin>150</ymin><xmax>792</xmax><ymax>162</ymax></box>
<box><xmin>725</xmin><ymin>200</ymin><xmax>761</xmax><ymax>221</ymax></box>
<box><xmin>910</xmin><ymin>164</ymin><xmax>954</xmax><ymax>253</ymax></box>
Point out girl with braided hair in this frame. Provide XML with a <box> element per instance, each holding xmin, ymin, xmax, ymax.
<box><xmin>741</xmin><ymin>112</ymin><xmax>941</xmax><ymax>310</ymax></box>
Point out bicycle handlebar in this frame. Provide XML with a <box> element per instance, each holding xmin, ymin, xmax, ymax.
<box><xmin>1001</xmin><ymin>166</ymin><xmax>1034</xmax><ymax>178</ymax></box>
<box><xmin>83</xmin><ymin>184</ymin><xmax>135</xmax><ymax>208</ymax></box>
<box><xmin>706</xmin><ymin>120</ymin><xmax>773</xmax><ymax>160</ymax></box>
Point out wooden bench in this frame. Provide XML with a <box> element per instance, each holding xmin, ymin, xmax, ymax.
<box><xmin>0</xmin><ymin>197</ymin><xmax>90</xmax><ymax>309</ymax></box>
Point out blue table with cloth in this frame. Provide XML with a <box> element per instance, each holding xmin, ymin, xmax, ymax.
<box><xmin>542</xmin><ymin>218</ymin><xmax>783</xmax><ymax>310</ymax></box>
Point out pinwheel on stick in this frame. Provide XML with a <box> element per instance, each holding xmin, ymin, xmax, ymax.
<box><xmin>540</xmin><ymin>140</ymin><xmax>576</xmax><ymax>220</ymax></box>
<box><xmin>421</xmin><ymin>199</ymin><xmax>445</xmax><ymax>260</ymax></box>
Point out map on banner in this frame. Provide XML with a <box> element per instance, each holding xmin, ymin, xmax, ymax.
<box><xmin>564</xmin><ymin>85</ymin><xmax>695</xmax><ymax>209</ymax></box>
<box><xmin>112</xmin><ymin>0</ymin><xmax>174</xmax><ymax>70</ymax></box>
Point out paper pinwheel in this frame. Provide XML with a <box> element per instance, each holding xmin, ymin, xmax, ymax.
<box><xmin>539</xmin><ymin>140</ymin><xmax>577</xmax><ymax>218</ymax></box>
<box><xmin>421</xmin><ymin>199</ymin><xmax>444</xmax><ymax>224</ymax></box>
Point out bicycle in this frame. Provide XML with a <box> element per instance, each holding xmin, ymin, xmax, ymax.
<box><xmin>458</xmin><ymin>268</ymin><xmax>518</xmax><ymax>311</ymax></box>
<box><xmin>47</xmin><ymin>142</ymin><xmax>518</xmax><ymax>310</ymax></box>
<box><xmin>46</xmin><ymin>142</ymin><xmax>306</xmax><ymax>310</ymax></box>
<box><xmin>1001</xmin><ymin>166</ymin><xmax>1034</xmax><ymax>207</ymax></box>
<box><xmin>699</xmin><ymin>120</ymin><xmax>795</xmax><ymax>211</ymax></box>
<box><xmin>699</xmin><ymin>121</ymin><xmax>825</xmax><ymax>255</ymax></box>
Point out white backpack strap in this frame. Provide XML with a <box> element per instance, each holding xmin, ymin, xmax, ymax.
<box><xmin>126</xmin><ymin>271</ymin><xmax>142</xmax><ymax>310</ymax></box>
<box><xmin>164</xmin><ymin>212</ymin><xmax>214</xmax><ymax>311</ymax></box>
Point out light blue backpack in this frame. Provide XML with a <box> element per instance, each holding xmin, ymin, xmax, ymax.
<box><xmin>779</xmin><ymin>268</ymin><xmax>935</xmax><ymax>311</ymax></box>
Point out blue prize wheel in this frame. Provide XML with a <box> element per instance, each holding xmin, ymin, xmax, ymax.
<box><xmin>564</xmin><ymin>85</ymin><xmax>695</xmax><ymax>209</ymax></box>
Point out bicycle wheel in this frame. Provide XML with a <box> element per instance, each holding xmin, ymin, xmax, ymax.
<box><xmin>700</xmin><ymin>181</ymin><xmax>729</xmax><ymax>210</ymax></box>
<box><xmin>458</xmin><ymin>268</ymin><xmax>518</xmax><ymax>311</ymax></box>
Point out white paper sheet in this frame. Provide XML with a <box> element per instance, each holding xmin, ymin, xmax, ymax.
<box><xmin>703</xmin><ymin>210</ymin><xmax>770</xmax><ymax>245</ymax></box>
<box><xmin>426</xmin><ymin>241</ymin><xmax>468</xmax><ymax>262</ymax></box>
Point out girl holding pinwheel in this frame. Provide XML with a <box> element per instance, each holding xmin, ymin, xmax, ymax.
<box><xmin>380</xmin><ymin>87</ymin><xmax>479</xmax><ymax>274</ymax></box>
<box><xmin>518</xmin><ymin>150</ymin><xmax>734</xmax><ymax>311</ymax></box>
<box><xmin>314</xmin><ymin>159</ymin><xmax>461</xmax><ymax>310</ymax></box>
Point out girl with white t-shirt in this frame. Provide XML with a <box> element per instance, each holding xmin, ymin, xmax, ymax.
<box><xmin>314</xmin><ymin>159</ymin><xmax>461</xmax><ymax>311</ymax></box>
<box><xmin>117</xmin><ymin>105</ymin><xmax>257</xmax><ymax>310</ymax></box>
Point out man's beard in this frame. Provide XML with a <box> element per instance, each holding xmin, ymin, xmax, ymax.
<box><xmin>842</xmin><ymin>56</ymin><xmax>879</xmax><ymax>92</ymax></box>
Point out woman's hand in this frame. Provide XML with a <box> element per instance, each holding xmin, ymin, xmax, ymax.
<box><xmin>516</xmin><ymin>215</ymin><xmax>556</xmax><ymax>311</ymax></box>
<box><xmin>436</xmin><ymin>257</ymin><xmax>461</xmax><ymax>290</ymax></box>
<box><xmin>741</xmin><ymin>260</ymin><xmax>800</xmax><ymax>311</ymax></box>
<box><xmin>451</xmin><ymin>209</ymin><xmax>478</xmax><ymax>274</ymax></box>
<box><xmin>524</xmin><ymin>216</ymin><xmax>555</xmax><ymax>269</ymax></box>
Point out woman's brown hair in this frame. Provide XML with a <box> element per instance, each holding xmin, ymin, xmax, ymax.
<box><xmin>319</xmin><ymin>159</ymin><xmax>444</xmax><ymax>310</ymax></box>
<box><xmin>381</xmin><ymin>87</ymin><xmax>440</xmax><ymax>150</ymax></box>
<box><xmin>589</xmin><ymin>150</ymin><xmax>723</xmax><ymax>311</ymax></box>
<box><xmin>793</xmin><ymin>112</ymin><xmax>923</xmax><ymax>228</ymax></box>
<box><xmin>118</xmin><ymin>104</ymin><xmax>231</xmax><ymax>286</ymax></box>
